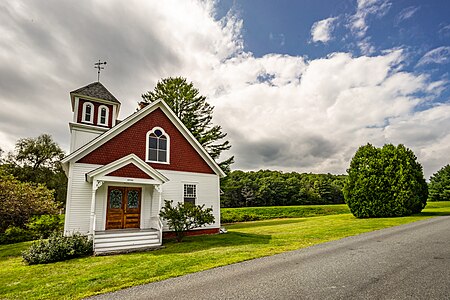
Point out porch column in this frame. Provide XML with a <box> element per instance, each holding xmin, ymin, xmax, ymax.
<box><xmin>155</xmin><ymin>184</ymin><xmax>163</xmax><ymax>242</ymax></box>
<box><xmin>89</xmin><ymin>180</ymin><xmax>103</xmax><ymax>236</ymax></box>
<box><xmin>156</xmin><ymin>184</ymin><xmax>163</xmax><ymax>212</ymax></box>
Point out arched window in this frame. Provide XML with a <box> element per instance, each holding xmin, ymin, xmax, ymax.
<box><xmin>97</xmin><ymin>105</ymin><xmax>109</xmax><ymax>126</ymax></box>
<box><xmin>82</xmin><ymin>102</ymin><xmax>94</xmax><ymax>123</ymax></box>
<box><xmin>146</xmin><ymin>127</ymin><xmax>170</xmax><ymax>163</ymax></box>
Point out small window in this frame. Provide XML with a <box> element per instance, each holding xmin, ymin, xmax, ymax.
<box><xmin>184</xmin><ymin>184</ymin><xmax>197</xmax><ymax>205</ymax></box>
<box><xmin>97</xmin><ymin>105</ymin><xmax>109</xmax><ymax>126</ymax></box>
<box><xmin>82</xmin><ymin>102</ymin><xmax>94</xmax><ymax>123</ymax></box>
<box><xmin>146</xmin><ymin>127</ymin><xmax>170</xmax><ymax>163</ymax></box>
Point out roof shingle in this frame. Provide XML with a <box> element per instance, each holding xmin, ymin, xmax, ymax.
<box><xmin>70</xmin><ymin>82</ymin><xmax>120</xmax><ymax>104</ymax></box>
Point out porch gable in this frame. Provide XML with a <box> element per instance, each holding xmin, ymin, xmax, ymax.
<box><xmin>86</xmin><ymin>154</ymin><xmax>169</xmax><ymax>185</ymax></box>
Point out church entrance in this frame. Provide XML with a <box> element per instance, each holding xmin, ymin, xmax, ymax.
<box><xmin>106</xmin><ymin>186</ymin><xmax>141</xmax><ymax>230</ymax></box>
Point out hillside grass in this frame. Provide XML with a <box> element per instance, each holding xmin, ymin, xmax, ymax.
<box><xmin>1</xmin><ymin>202</ymin><xmax>449</xmax><ymax>300</ymax></box>
<box><xmin>221</xmin><ymin>204</ymin><xmax>350</xmax><ymax>223</ymax></box>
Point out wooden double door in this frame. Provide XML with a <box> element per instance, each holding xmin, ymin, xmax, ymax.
<box><xmin>106</xmin><ymin>186</ymin><xmax>141</xmax><ymax>230</ymax></box>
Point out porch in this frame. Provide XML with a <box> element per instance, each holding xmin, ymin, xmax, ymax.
<box><xmin>85</xmin><ymin>154</ymin><xmax>170</xmax><ymax>254</ymax></box>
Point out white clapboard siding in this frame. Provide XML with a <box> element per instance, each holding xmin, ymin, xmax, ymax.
<box><xmin>64</xmin><ymin>163</ymin><xmax>101</xmax><ymax>234</ymax></box>
<box><xmin>158</xmin><ymin>170</ymin><xmax>221</xmax><ymax>230</ymax></box>
<box><xmin>64</xmin><ymin>164</ymin><xmax>220</xmax><ymax>235</ymax></box>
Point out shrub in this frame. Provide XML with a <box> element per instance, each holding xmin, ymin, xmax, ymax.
<box><xmin>27</xmin><ymin>214</ymin><xmax>64</xmax><ymax>238</ymax></box>
<box><xmin>0</xmin><ymin>172</ymin><xmax>58</xmax><ymax>232</ymax></box>
<box><xmin>22</xmin><ymin>232</ymin><xmax>93</xmax><ymax>265</ymax></box>
<box><xmin>0</xmin><ymin>226</ymin><xmax>35</xmax><ymax>244</ymax></box>
<box><xmin>428</xmin><ymin>164</ymin><xmax>450</xmax><ymax>202</ymax></box>
<box><xmin>159</xmin><ymin>200</ymin><xmax>215</xmax><ymax>242</ymax></box>
<box><xmin>344</xmin><ymin>143</ymin><xmax>428</xmax><ymax>218</ymax></box>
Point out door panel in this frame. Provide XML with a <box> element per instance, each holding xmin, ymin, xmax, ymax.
<box><xmin>106</xmin><ymin>186</ymin><xmax>141</xmax><ymax>230</ymax></box>
<box><xmin>106</xmin><ymin>187</ymin><xmax>124</xmax><ymax>230</ymax></box>
<box><xmin>124</xmin><ymin>188</ymin><xmax>141</xmax><ymax>229</ymax></box>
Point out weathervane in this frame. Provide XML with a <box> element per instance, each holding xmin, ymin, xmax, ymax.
<box><xmin>94</xmin><ymin>60</ymin><xmax>107</xmax><ymax>82</ymax></box>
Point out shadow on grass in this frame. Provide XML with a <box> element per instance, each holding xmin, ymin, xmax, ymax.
<box><xmin>0</xmin><ymin>241</ymin><xmax>32</xmax><ymax>260</ymax></box>
<box><xmin>157</xmin><ymin>231</ymin><xmax>272</xmax><ymax>255</ymax></box>
<box><xmin>416</xmin><ymin>211</ymin><xmax>450</xmax><ymax>217</ymax></box>
<box><xmin>228</xmin><ymin>218</ymin><xmax>309</xmax><ymax>229</ymax></box>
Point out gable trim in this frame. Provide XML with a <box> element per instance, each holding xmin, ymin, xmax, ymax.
<box><xmin>62</xmin><ymin>100</ymin><xmax>226</xmax><ymax>177</ymax></box>
<box><xmin>86</xmin><ymin>154</ymin><xmax>169</xmax><ymax>184</ymax></box>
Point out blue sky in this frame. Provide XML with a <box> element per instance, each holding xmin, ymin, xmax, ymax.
<box><xmin>0</xmin><ymin>0</ymin><xmax>449</xmax><ymax>178</ymax></box>
<box><xmin>217</xmin><ymin>0</ymin><xmax>450</xmax><ymax>104</ymax></box>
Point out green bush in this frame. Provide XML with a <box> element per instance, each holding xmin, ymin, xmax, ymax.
<box><xmin>22</xmin><ymin>232</ymin><xmax>93</xmax><ymax>265</ymax></box>
<box><xmin>0</xmin><ymin>226</ymin><xmax>35</xmax><ymax>244</ymax></box>
<box><xmin>27</xmin><ymin>214</ymin><xmax>64</xmax><ymax>238</ymax></box>
<box><xmin>0</xmin><ymin>171</ymin><xmax>58</xmax><ymax>232</ymax></box>
<box><xmin>344</xmin><ymin>143</ymin><xmax>428</xmax><ymax>218</ymax></box>
<box><xmin>160</xmin><ymin>200</ymin><xmax>215</xmax><ymax>242</ymax></box>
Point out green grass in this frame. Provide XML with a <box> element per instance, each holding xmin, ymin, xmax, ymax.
<box><xmin>1</xmin><ymin>202</ymin><xmax>450</xmax><ymax>300</ymax></box>
<box><xmin>221</xmin><ymin>204</ymin><xmax>350</xmax><ymax>223</ymax></box>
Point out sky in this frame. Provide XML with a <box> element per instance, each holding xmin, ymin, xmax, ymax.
<box><xmin>0</xmin><ymin>0</ymin><xmax>449</xmax><ymax>178</ymax></box>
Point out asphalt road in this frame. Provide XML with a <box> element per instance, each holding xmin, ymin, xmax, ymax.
<box><xmin>89</xmin><ymin>216</ymin><xmax>450</xmax><ymax>300</ymax></box>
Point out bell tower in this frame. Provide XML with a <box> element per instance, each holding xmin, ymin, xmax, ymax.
<box><xmin>68</xmin><ymin>82</ymin><xmax>121</xmax><ymax>153</ymax></box>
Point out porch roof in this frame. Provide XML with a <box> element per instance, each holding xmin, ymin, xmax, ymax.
<box><xmin>86</xmin><ymin>154</ymin><xmax>169</xmax><ymax>185</ymax></box>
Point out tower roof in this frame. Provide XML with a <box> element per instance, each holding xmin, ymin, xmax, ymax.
<box><xmin>70</xmin><ymin>82</ymin><xmax>120</xmax><ymax>104</ymax></box>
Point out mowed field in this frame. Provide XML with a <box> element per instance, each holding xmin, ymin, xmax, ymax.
<box><xmin>1</xmin><ymin>202</ymin><xmax>449</xmax><ymax>300</ymax></box>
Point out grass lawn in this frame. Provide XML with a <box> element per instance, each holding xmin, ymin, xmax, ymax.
<box><xmin>1</xmin><ymin>202</ymin><xmax>449</xmax><ymax>300</ymax></box>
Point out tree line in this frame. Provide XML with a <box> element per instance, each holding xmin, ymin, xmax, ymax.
<box><xmin>220</xmin><ymin>170</ymin><xmax>347</xmax><ymax>208</ymax></box>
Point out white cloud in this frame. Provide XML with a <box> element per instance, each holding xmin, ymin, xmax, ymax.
<box><xmin>417</xmin><ymin>46</ymin><xmax>450</xmax><ymax>66</ymax></box>
<box><xmin>269</xmin><ymin>33</ymin><xmax>285</xmax><ymax>47</ymax></box>
<box><xmin>349</xmin><ymin>0</ymin><xmax>391</xmax><ymax>54</ymax></box>
<box><xmin>310</xmin><ymin>17</ymin><xmax>337</xmax><ymax>43</ymax></box>
<box><xmin>395</xmin><ymin>6</ymin><xmax>419</xmax><ymax>24</ymax></box>
<box><xmin>0</xmin><ymin>0</ymin><xmax>449</xmax><ymax>179</ymax></box>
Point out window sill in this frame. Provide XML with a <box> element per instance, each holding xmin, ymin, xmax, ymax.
<box><xmin>146</xmin><ymin>160</ymin><xmax>170</xmax><ymax>165</ymax></box>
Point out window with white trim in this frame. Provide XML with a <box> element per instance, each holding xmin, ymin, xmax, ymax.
<box><xmin>97</xmin><ymin>105</ymin><xmax>109</xmax><ymax>126</ymax></box>
<box><xmin>146</xmin><ymin>127</ymin><xmax>169</xmax><ymax>163</ymax></box>
<box><xmin>184</xmin><ymin>184</ymin><xmax>197</xmax><ymax>205</ymax></box>
<box><xmin>82</xmin><ymin>102</ymin><xmax>94</xmax><ymax>123</ymax></box>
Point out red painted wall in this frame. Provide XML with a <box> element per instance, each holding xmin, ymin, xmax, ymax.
<box><xmin>77</xmin><ymin>98</ymin><xmax>114</xmax><ymax>128</ymax></box>
<box><xmin>106</xmin><ymin>163</ymin><xmax>152</xmax><ymax>179</ymax></box>
<box><xmin>77</xmin><ymin>108</ymin><xmax>215</xmax><ymax>174</ymax></box>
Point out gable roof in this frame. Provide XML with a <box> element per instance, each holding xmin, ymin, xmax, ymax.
<box><xmin>70</xmin><ymin>82</ymin><xmax>121</xmax><ymax>104</ymax></box>
<box><xmin>86</xmin><ymin>154</ymin><xmax>169</xmax><ymax>184</ymax></box>
<box><xmin>61</xmin><ymin>100</ymin><xmax>226</xmax><ymax>177</ymax></box>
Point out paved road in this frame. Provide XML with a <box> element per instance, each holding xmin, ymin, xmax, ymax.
<box><xmin>90</xmin><ymin>216</ymin><xmax>450</xmax><ymax>300</ymax></box>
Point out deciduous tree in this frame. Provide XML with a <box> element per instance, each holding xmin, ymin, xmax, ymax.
<box><xmin>2</xmin><ymin>134</ymin><xmax>67</xmax><ymax>205</ymax></box>
<box><xmin>0</xmin><ymin>171</ymin><xmax>58</xmax><ymax>232</ymax></box>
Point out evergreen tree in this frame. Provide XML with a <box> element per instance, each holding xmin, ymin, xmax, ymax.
<box><xmin>142</xmin><ymin>77</ymin><xmax>234</xmax><ymax>173</ymax></box>
<box><xmin>344</xmin><ymin>143</ymin><xmax>428</xmax><ymax>218</ymax></box>
<box><xmin>428</xmin><ymin>164</ymin><xmax>450</xmax><ymax>201</ymax></box>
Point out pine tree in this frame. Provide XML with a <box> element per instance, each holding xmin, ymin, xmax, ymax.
<box><xmin>142</xmin><ymin>77</ymin><xmax>234</xmax><ymax>173</ymax></box>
